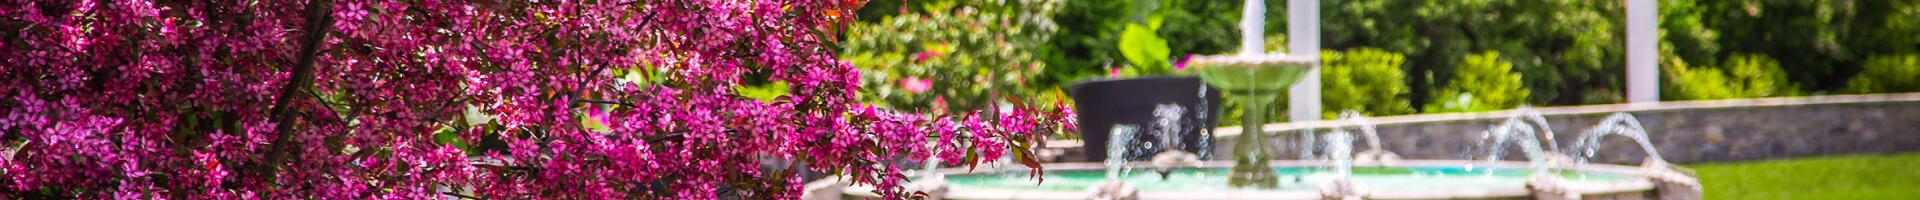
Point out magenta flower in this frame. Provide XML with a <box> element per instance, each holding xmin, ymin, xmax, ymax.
<box><xmin>900</xmin><ymin>77</ymin><xmax>933</xmax><ymax>93</ymax></box>
<box><xmin>588</xmin><ymin>105</ymin><xmax>611</xmax><ymax>126</ymax></box>
<box><xmin>1175</xmin><ymin>54</ymin><xmax>1194</xmax><ymax>70</ymax></box>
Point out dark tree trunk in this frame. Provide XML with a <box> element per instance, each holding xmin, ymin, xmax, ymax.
<box><xmin>257</xmin><ymin>0</ymin><xmax>336</xmax><ymax>190</ymax></box>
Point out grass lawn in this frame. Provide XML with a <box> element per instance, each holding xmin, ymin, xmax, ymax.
<box><xmin>1687</xmin><ymin>152</ymin><xmax>1920</xmax><ymax>199</ymax></box>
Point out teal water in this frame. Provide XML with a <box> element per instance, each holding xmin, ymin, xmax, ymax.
<box><xmin>945</xmin><ymin>166</ymin><xmax>1630</xmax><ymax>192</ymax></box>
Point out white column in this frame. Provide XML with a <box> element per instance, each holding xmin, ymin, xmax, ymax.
<box><xmin>1627</xmin><ymin>0</ymin><xmax>1659</xmax><ymax>102</ymax></box>
<box><xmin>1287</xmin><ymin>0</ymin><xmax>1321</xmax><ymax>121</ymax></box>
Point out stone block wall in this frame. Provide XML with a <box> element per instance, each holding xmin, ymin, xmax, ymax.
<box><xmin>1202</xmin><ymin>93</ymin><xmax>1920</xmax><ymax>164</ymax></box>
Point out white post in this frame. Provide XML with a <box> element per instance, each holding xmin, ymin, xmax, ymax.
<box><xmin>1286</xmin><ymin>0</ymin><xmax>1321</xmax><ymax>121</ymax></box>
<box><xmin>1627</xmin><ymin>0</ymin><xmax>1659</xmax><ymax>103</ymax></box>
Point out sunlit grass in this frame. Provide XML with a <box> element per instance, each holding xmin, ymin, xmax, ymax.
<box><xmin>1687</xmin><ymin>152</ymin><xmax>1920</xmax><ymax>199</ymax></box>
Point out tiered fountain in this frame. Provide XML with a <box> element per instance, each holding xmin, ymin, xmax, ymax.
<box><xmin>1189</xmin><ymin>53</ymin><xmax>1317</xmax><ymax>189</ymax></box>
<box><xmin>811</xmin><ymin>0</ymin><xmax>1700</xmax><ymax>198</ymax></box>
<box><xmin>818</xmin><ymin>111</ymin><xmax>1702</xmax><ymax>200</ymax></box>
<box><xmin>818</xmin><ymin>110</ymin><xmax>1705</xmax><ymax>199</ymax></box>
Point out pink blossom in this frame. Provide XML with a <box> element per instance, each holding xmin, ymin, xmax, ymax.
<box><xmin>900</xmin><ymin>77</ymin><xmax>933</xmax><ymax>93</ymax></box>
<box><xmin>1175</xmin><ymin>54</ymin><xmax>1194</xmax><ymax>70</ymax></box>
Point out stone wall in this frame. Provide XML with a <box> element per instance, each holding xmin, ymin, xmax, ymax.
<box><xmin>1203</xmin><ymin>93</ymin><xmax>1920</xmax><ymax>164</ymax></box>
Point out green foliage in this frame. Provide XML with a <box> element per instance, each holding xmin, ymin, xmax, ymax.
<box><xmin>853</xmin><ymin>0</ymin><xmax>1920</xmax><ymax>119</ymax></box>
<box><xmin>1703</xmin><ymin>0</ymin><xmax>1920</xmax><ymax>91</ymax></box>
<box><xmin>1035</xmin><ymin>0</ymin><xmax>1130</xmax><ymax>87</ymax></box>
<box><xmin>1264</xmin><ymin>34</ymin><xmax>1288</xmax><ymax>54</ymax></box>
<box><xmin>1317</xmin><ymin>0</ymin><xmax>1920</xmax><ymax>105</ymax></box>
<box><xmin>1115</xmin><ymin>23</ymin><xmax>1173</xmax><ymax>76</ymax></box>
<box><xmin>1846</xmin><ymin>54</ymin><xmax>1920</xmax><ymax>93</ymax></box>
<box><xmin>736</xmin><ymin>81</ymin><xmax>791</xmax><ymax>102</ymax></box>
<box><xmin>1324</xmin><ymin>0</ymin><xmax>1625</xmax><ymax>107</ymax></box>
<box><xmin>1426</xmin><ymin>51</ymin><xmax>1529</xmax><ymax>113</ymax></box>
<box><xmin>1664</xmin><ymin>53</ymin><xmax>1799</xmax><ymax>100</ymax></box>
<box><xmin>842</xmin><ymin>0</ymin><xmax>1063</xmax><ymax>112</ymax></box>
<box><xmin>1038</xmin><ymin>0</ymin><xmax>1278</xmax><ymax>89</ymax></box>
<box><xmin>1321</xmin><ymin>48</ymin><xmax>1414</xmax><ymax>117</ymax></box>
<box><xmin>1657</xmin><ymin>0</ymin><xmax>1720</xmax><ymax>68</ymax></box>
<box><xmin>1154</xmin><ymin>0</ymin><xmax>1264</xmax><ymax>59</ymax></box>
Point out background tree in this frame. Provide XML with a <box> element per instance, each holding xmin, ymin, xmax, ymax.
<box><xmin>1702</xmin><ymin>0</ymin><xmax>1920</xmax><ymax>92</ymax></box>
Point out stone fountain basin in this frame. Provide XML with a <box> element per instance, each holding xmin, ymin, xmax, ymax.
<box><xmin>827</xmin><ymin>160</ymin><xmax>1656</xmax><ymax>200</ymax></box>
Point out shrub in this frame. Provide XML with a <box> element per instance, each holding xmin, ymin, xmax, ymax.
<box><xmin>1846</xmin><ymin>54</ymin><xmax>1920</xmax><ymax>93</ymax></box>
<box><xmin>1321</xmin><ymin>48</ymin><xmax>1415</xmax><ymax>117</ymax></box>
<box><xmin>1426</xmin><ymin>51</ymin><xmax>1530</xmax><ymax>113</ymax></box>
<box><xmin>1665</xmin><ymin>53</ymin><xmax>1799</xmax><ymax>100</ymax></box>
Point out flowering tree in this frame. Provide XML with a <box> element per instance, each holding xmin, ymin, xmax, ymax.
<box><xmin>0</xmin><ymin>0</ymin><xmax>1072</xmax><ymax>199</ymax></box>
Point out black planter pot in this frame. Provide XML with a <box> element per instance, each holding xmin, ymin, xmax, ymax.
<box><xmin>1068</xmin><ymin>76</ymin><xmax>1223</xmax><ymax>162</ymax></box>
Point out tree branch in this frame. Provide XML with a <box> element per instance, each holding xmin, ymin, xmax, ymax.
<box><xmin>258</xmin><ymin>0</ymin><xmax>338</xmax><ymax>191</ymax></box>
<box><xmin>442</xmin><ymin>192</ymin><xmax>485</xmax><ymax>200</ymax></box>
<box><xmin>576</xmin><ymin>99</ymin><xmax>637</xmax><ymax>107</ymax></box>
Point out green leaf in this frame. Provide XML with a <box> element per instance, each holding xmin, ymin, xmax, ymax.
<box><xmin>432</xmin><ymin>126</ymin><xmax>467</xmax><ymax>150</ymax></box>
<box><xmin>736</xmin><ymin>81</ymin><xmax>790</xmax><ymax>102</ymax></box>
<box><xmin>1117</xmin><ymin>24</ymin><xmax>1171</xmax><ymax>74</ymax></box>
<box><xmin>580</xmin><ymin>112</ymin><xmax>612</xmax><ymax>132</ymax></box>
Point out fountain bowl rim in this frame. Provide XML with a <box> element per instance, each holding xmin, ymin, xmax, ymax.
<box><xmin>832</xmin><ymin>160</ymin><xmax>1656</xmax><ymax>200</ymax></box>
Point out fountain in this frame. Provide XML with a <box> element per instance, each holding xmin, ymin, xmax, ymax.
<box><xmin>1473</xmin><ymin>108</ymin><xmax>1559</xmax><ymax>175</ymax></box>
<box><xmin>1311</xmin><ymin>111</ymin><xmax>1398</xmax><ymax>199</ymax></box>
<box><xmin>1107</xmin><ymin>125</ymin><xmax>1139</xmax><ymax>180</ymax></box>
<box><xmin>1569</xmin><ymin>113</ymin><xmax>1662</xmax><ymax>165</ymax></box>
<box><xmin>1335</xmin><ymin>111</ymin><xmax>1399</xmax><ymax>165</ymax></box>
<box><xmin>814</xmin><ymin>0</ymin><xmax>1701</xmax><ymax>197</ymax></box>
<box><xmin>1092</xmin><ymin>125</ymin><xmax>1142</xmax><ymax>200</ymax></box>
<box><xmin>1189</xmin><ymin>53</ymin><xmax>1317</xmax><ymax>188</ymax></box>
<box><xmin>827</xmin><ymin>110</ymin><xmax>1699</xmax><ymax>199</ymax></box>
<box><xmin>1569</xmin><ymin>113</ymin><xmax>1703</xmax><ymax>199</ymax></box>
<box><xmin>1471</xmin><ymin>108</ymin><xmax>1582</xmax><ymax>199</ymax></box>
<box><xmin>1316</xmin><ymin>129</ymin><xmax>1367</xmax><ymax>199</ymax></box>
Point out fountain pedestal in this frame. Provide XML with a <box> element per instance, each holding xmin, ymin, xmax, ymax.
<box><xmin>1226</xmin><ymin>93</ymin><xmax>1280</xmax><ymax>188</ymax></box>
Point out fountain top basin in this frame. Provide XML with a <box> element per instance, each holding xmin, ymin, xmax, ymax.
<box><xmin>834</xmin><ymin>160</ymin><xmax>1656</xmax><ymax>200</ymax></box>
<box><xmin>1186</xmin><ymin>54</ymin><xmax>1317</xmax><ymax>94</ymax></box>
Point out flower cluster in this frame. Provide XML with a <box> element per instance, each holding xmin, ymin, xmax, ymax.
<box><xmin>0</xmin><ymin>0</ymin><xmax>1073</xmax><ymax>199</ymax></box>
